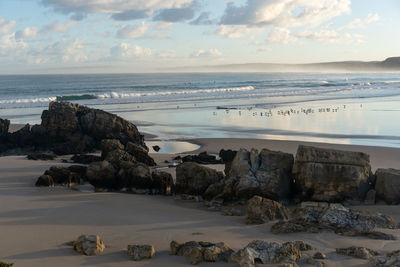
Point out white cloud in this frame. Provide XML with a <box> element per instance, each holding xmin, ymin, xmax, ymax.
<box><xmin>220</xmin><ymin>0</ymin><xmax>351</xmax><ymax>28</ymax></box>
<box><xmin>41</xmin><ymin>20</ymin><xmax>77</xmax><ymax>33</ymax></box>
<box><xmin>344</xmin><ymin>13</ymin><xmax>380</xmax><ymax>29</ymax></box>
<box><xmin>0</xmin><ymin>18</ymin><xmax>16</xmax><ymax>35</ymax></box>
<box><xmin>153</xmin><ymin>22</ymin><xmax>174</xmax><ymax>30</ymax></box>
<box><xmin>45</xmin><ymin>39</ymin><xmax>88</xmax><ymax>62</ymax></box>
<box><xmin>15</xmin><ymin>27</ymin><xmax>38</xmax><ymax>39</ymax></box>
<box><xmin>298</xmin><ymin>29</ymin><xmax>364</xmax><ymax>44</ymax></box>
<box><xmin>117</xmin><ymin>22</ymin><xmax>149</xmax><ymax>38</ymax></box>
<box><xmin>191</xmin><ymin>48</ymin><xmax>222</xmax><ymax>57</ymax></box>
<box><xmin>0</xmin><ymin>33</ymin><xmax>28</xmax><ymax>57</ymax></box>
<box><xmin>365</xmin><ymin>13</ymin><xmax>379</xmax><ymax>24</ymax></box>
<box><xmin>110</xmin><ymin>43</ymin><xmax>152</xmax><ymax>59</ymax></box>
<box><xmin>215</xmin><ymin>25</ymin><xmax>263</xmax><ymax>38</ymax></box>
<box><xmin>266</xmin><ymin>27</ymin><xmax>297</xmax><ymax>44</ymax></box>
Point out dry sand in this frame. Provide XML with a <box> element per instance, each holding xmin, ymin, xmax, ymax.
<box><xmin>1</xmin><ymin>139</ymin><xmax>400</xmax><ymax>266</ymax></box>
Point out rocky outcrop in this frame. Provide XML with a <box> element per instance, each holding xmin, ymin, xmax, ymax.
<box><xmin>0</xmin><ymin>119</ymin><xmax>10</xmax><ymax>136</ymax></box>
<box><xmin>293</xmin><ymin>145</ymin><xmax>372</xmax><ymax>202</ymax></box>
<box><xmin>35</xmin><ymin>165</ymin><xmax>86</xmax><ymax>187</ymax></box>
<box><xmin>219</xmin><ymin>149</ymin><xmax>237</xmax><ymax>174</ymax></box>
<box><xmin>182</xmin><ymin>151</ymin><xmax>223</xmax><ymax>165</ymax></box>
<box><xmin>375</xmin><ymin>168</ymin><xmax>400</xmax><ymax>204</ymax></box>
<box><xmin>127</xmin><ymin>244</ymin><xmax>155</xmax><ymax>260</ymax></box>
<box><xmin>372</xmin><ymin>250</ymin><xmax>400</xmax><ymax>266</ymax></box>
<box><xmin>229</xmin><ymin>240</ymin><xmax>303</xmax><ymax>267</ymax></box>
<box><xmin>271</xmin><ymin>202</ymin><xmax>397</xmax><ymax>239</ymax></box>
<box><xmin>336</xmin><ymin>246</ymin><xmax>379</xmax><ymax>259</ymax></box>
<box><xmin>170</xmin><ymin>240</ymin><xmax>233</xmax><ymax>264</ymax></box>
<box><xmin>100</xmin><ymin>139</ymin><xmax>125</xmax><ymax>159</ymax></box>
<box><xmin>126</xmin><ymin>142</ymin><xmax>155</xmax><ymax>166</ymax></box>
<box><xmin>27</xmin><ymin>152</ymin><xmax>55</xmax><ymax>160</ymax></box>
<box><xmin>35</xmin><ymin>174</ymin><xmax>54</xmax><ymax>187</ymax></box>
<box><xmin>176</xmin><ymin>162</ymin><xmax>224</xmax><ymax>196</ymax></box>
<box><xmin>86</xmin><ymin>161</ymin><xmax>117</xmax><ymax>188</ymax></box>
<box><xmin>70</xmin><ymin>154</ymin><xmax>101</xmax><ymax>164</ymax></box>
<box><xmin>70</xmin><ymin>235</ymin><xmax>105</xmax><ymax>256</ymax></box>
<box><xmin>246</xmin><ymin>195</ymin><xmax>290</xmax><ymax>224</ymax></box>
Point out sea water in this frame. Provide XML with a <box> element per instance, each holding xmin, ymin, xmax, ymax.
<box><xmin>0</xmin><ymin>72</ymin><xmax>399</xmax><ymax>149</ymax></box>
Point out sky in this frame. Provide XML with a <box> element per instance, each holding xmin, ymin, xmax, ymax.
<box><xmin>0</xmin><ymin>0</ymin><xmax>399</xmax><ymax>74</ymax></box>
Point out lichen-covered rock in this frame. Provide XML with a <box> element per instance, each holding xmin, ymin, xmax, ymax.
<box><xmin>71</xmin><ymin>235</ymin><xmax>105</xmax><ymax>256</ymax></box>
<box><xmin>170</xmin><ymin>241</ymin><xmax>233</xmax><ymax>265</ymax></box>
<box><xmin>35</xmin><ymin>175</ymin><xmax>54</xmax><ymax>187</ymax></box>
<box><xmin>245</xmin><ymin>195</ymin><xmax>290</xmax><ymax>224</ymax></box>
<box><xmin>100</xmin><ymin>139</ymin><xmax>124</xmax><ymax>159</ymax></box>
<box><xmin>176</xmin><ymin>162</ymin><xmax>224</xmax><ymax>196</ymax></box>
<box><xmin>375</xmin><ymin>168</ymin><xmax>400</xmax><ymax>204</ymax></box>
<box><xmin>271</xmin><ymin>202</ymin><xmax>397</xmax><ymax>239</ymax></box>
<box><xmin>127</xmin><ymin>244</ymin><xmax>155</xmax><ymax>260</ymax></box>
<box><xmin>126</xmin><ymin>142</ymin><xmax>155</xmax><ymax>166</ymax></box>
<box><xmin>86</xmin><ymin>160</ymin><xmax>116</xmax><ymax>188</ymax></box>
<box><xmin>336</xmin><ymin>246</ymin><xmax>379</xmax><ymax>259</ymax></box>
<box><xmin>105</xmin><ymin>149</ymin><xmax>135</xmax><ymax>169</ymax></box>
<box><xmin>293</xmin><ymin>145</ymin><xmax>372</xmax><ymax>202</ymax></box>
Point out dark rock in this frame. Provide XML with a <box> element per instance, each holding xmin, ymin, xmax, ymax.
<box><xmin>152</xmin><ymin>145</ymin><xmax>160</xmax><ymax>152</ymax></box>
<box><xmin>219</xmin><ymin>149</ymin><xmax>237</xmax><ymax>174</ymax></box>
<box><xmin>0</xmin><ymin>262</ymin><xmax>14</xmax><ymax>267</ymax></box>
<box><xmin>151</xmin><ymin>171</ymin><xmax>174</xmax><ymax>195</ymax></box>
<box><xmin>375</xmin><ymin>168</ymin><xmax>400</xmax><ymax>204</ymax></box>
<box><xmin>365</xmin><ymin>189</ymin><xmax>376</xmax><ymax>205</ymax></box>
<box><xmin>105</xmin><ymin>149</ymin><xmax>135</xmax><ymax>169</ymax></box>
<box><xmin>127</xmin><ymin>244</ymin><xmax>155</xmax><ymax>260</ymax></box>
<box><xmin>313</xmin><ymin>252</ymin><xmax>326</xmax><ymax>259</ymax></box>
<box><xmin>35</xmin><ymin>175</ymin><xmax>54</xmax><ymax>187</ymax></box>
<box><xmin>182</xmin><ymin>151</ymin><xmax>223</xmax><ymax>165</ymax></box>
<box><xmin>43</xmin><ymin>166</ymin><xmax>81</xmax><ymax>185</ymax></box>
<box><xmin>246</xmin><ymin>195</ymin><xmax>290</xmax><ymax>224</ymax></box>
<box><xmin>100</xmin><ymin>139</ymin><xmax>124</xmax><ymax>159</ymax></box>
<box><xmin>293</xmin><ymin>145</ymin><xmax>372</xmax><ymax>202</ymax></box>
<box><xmin>336</xmin><ymin>246</ymin><xmax>379</xmax><ymax>259</ymax></box>
<box><xmin>68</xmin><ymin>165</ymin><xmax>88</xmax><ymax>180</ymax></box>
<box><xmin>86</xmin><ymin>161</ymin><xmax>117</xmax><ymax>189</ymax></box>
<box><xmin>71</xmin><ymin>154</ymin><xmax>102</xmax><ymax>164</ymax></box>
<box><xmin>372</xmin><ymin>250</ymin><xmax>400</xmax><ymax>266</ymax></box>
<box><xmin>27</xmin><ymin>152</ymin><xmax>56</xmax><ymax>160</ymax></box>
<box><xmin>118</xmin><ymin>162</ymin><xmax>152</xmax><ymax>189</ymax></box>
<box><xmin>176</xmin><ymin>162</ymin><xmax>224</xmax><ymax>196</ymax></box>
<box><xmin>126</xmin><ymin>142</ymin><xmax>155</xmax><ymax>166</ymax></box>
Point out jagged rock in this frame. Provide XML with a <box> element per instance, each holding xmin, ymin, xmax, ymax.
<box><xmin>219</xmin><ymin>149</ymin><xmax>237</xmax><ymax>174</ymax></box>
<box><xmin>170</xmin><ymin>241</ymin><xmax>233</xmax><ymax>265</ymax></box>
<box><xmin>100</xmin><ymin>139</ymin><xmax>125</xmax><ymax>159</ymax></box>
<box><xmin>365</xmin><ymin>189</ymin><xmax>376</xmax><ymax>205</ymax></box>
<box><xmin>292</xmin><ymin>241</ymin><xmax>313</xmax><ymax>251</ymax></box>
<box><xmin>40</xmin><ymin>166</ymin><xmax>82</xmax><ymax>186</ymax></box>
<box><xmin>70</xmin><ymin>235</ymin><xmax>105</xmax><ymax>256</ymax></box>
<box><xmin>245</xmin><ymin>195</ymin><xmax>290</xmax><ymax>224</ymax></box>
<box><xmin>71</xmin><ymin>154</ymin><xmax>102</xmax><ymax>164</ymax></box>
<box><xmin>228</xmin><ymin>148</ymin><xmax>294</xmax><ymax>201</ymax></box>
<box><xmin>293</xmin><ymin>145</ymin><xmax>372</xmax><ymax>202</ymax></box>
<box><xmin>372</xmin><ymin>250</ymin><xmax>400</xmax><ymax>266</ymax></box>
<box><xmin>176</xmin><ymin>162</ymin><xmax>224</xmax><ymax>196</ymax></box>
<box><xmin>126</xmin><ymin>142</ymin><xmax>155</xmax><ymax>166</ymax></box>
<box><xmin>152</xmin><ymin>145</ymin><xmax>160</xmax><ymax>152</ymax></box>
<box><xmin>375</xmin><ymin>168</ymin><xmax>400</xmax><ymax>204</ymax></box>
<box><xmin>86</xmin><ymin>161</ymin><xmax>116</xmax><ymax>188</ymax></box>
<box><xmin>151</xmin><ymin>171</ymin><xmax>174</xmax><ymax>195</ymax></box>
<box><xmin>118</xmin><ymin>162</ymin><xmax>152</xmax><ymax>190</ymax></box>
<box><xmin>0</xmin><ymin>118</ymin><xmax>9</xmax><ymax>137</ymax></box>
<box><xmin>336</xmin><ymin>246</ymin><xmax>379</xmax><ymax>259</ymax></box>
<box><xmin>105</xmin><ymin>149</ymin><xmax>135</xmax><ymax>168</ymax></box>
<box><xmin>271</xmin><ymin>202</ymin><xmax>397</xmax><ymax>239</ymax></box>
<box><xmin>127</xmin><ymin>244</ymin><xmax>155</xmax><ymax>260</ymax></box>
<box><xmin>35</xmin><ymin>175</ymin><xmax>54</xmax><ymax>187</ymax></box>
<box><xmin>313</xmin><ymin>252</ymin><xmax>326</xmax><ymax>259</ymax></box>
<box><xmin>27</xmin><ymin>152</ymin><xmax>56</xmax><ymax>160</ymax></box>
<box><xmin>182</xmin><ymin>151</ymin><xmax>223</xmax><ymax>165</ymax></box>
<box><xmin>229</xmin><ymin>240</ymin><xmax>301</xmax><ymax>267</ymax></box>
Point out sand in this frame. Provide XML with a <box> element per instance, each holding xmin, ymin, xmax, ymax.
<box><xmin>1</xmin><ymin>139</ymin><xmax>400</xmax><ymax>267</ymax></box>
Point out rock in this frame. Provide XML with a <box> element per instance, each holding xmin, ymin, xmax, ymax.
<box><xmin>176</xmin><ymin>162</ymin><xmax>224</xmax><ymax>196</ymax></box>
<box><xmin>182</xmin><ymin>151</ymin><xmax>223</xmax><ymax>165</ymax></box>
<box><xmin>86</xmin><ymin>161</ymin><xmax>116</xmax><ymax>189</ymax></box>
<box><xmin>71</xmin><ymin>154</ymin><xmax>102</xmax><ymax>164</ymax></box>
<box><xmin>118</xmin><ymin>162</ymin><xmax>152</xmax><ymax>190</ymax></box>
<box><xmin>203</xmin><ymin>181</ymin><xmax>225</xmax><ymax>200</ymax></box>
<box><xmin>71</xmin><ymin>235</ymin><xmax>105</xmax><ymax>256</ymax></box>
<box><xmin>229</xmin><ymin>240</ymin><xmax>301</xmax><ymax>267</ymax></box>
<box><xmin>313</xmin><ymin>252</ymin><xmax>326</xmax><ymax>259</ymax></box>
<box><xmin>152</xmin><ymin>145</ymin><xmax>160</xmax><ymax>152</ymax></box>
<box><xmin>271</xmin><ymin>202</ymin><xmax>397</xmax><ymax>239</ymax></box>
<box><xmin>245</xmin><ymin>195</ymin><xmax>290</xmax><ymax>224</ymax></box>
<box><xmin>105</xmin><ymin>149</ymin><xmax>135</xmax><ymax>168</ymax></box>
<box><xmin>219</xmin><ymin>149</ymin><xmax>237</xmax><ymax>174</ymax></box>
<box><xmin>100</xmin><ymin>139</ymin><xmax>125</xmax><ymax>159</ymax></box>
<box><xmin>293</xmin><ymin>145</ymin><xmax>372</xmax><ymax>202</ymax></box>
<box><xmin>375</xmin><ymin>168</ymin><xmax>400</xmax><ymax>204</ymax></box>
<box><xmin>336</xmin><ymin>246</ymin><xmax>379</xmax><ymax>259</ymax></box>
<box><xmin>67</xmin><ymin>165</ymin><xmax>88</xmax><ymax>180</ymax></box>
<box><xmin>365</xmin><ymin>189</ymin><xmax>376</xmax><ymax>205</ymax></box>
<box><xmin>127</xmin><ymin>244</ymin><xmax>155</xmax><ymax>260</ymax></box>
<box><xmin>151</xmin><ymin>171</ymin><xmax>174</xmax><ymax>195</ymax></box>
<box><xmin>372</xmin><ymin>250</ymin><xmax>400</xmax><ymax>266</ymax></box>
<box><xmin>43</xmin><ymin>166</ymin><xmax>81</xmax><ymax>185</ymax></box>
<box><xmin>35</xmin><ymin>175</ymin><xmax>54</xmax><ymax>187</ymax></box>
<box><xmin>126</xmin><ymin>142</ymin><xmax>155</xmax><ymax>166</ymax></box>
<box><xmin>170</xmin><ymin>241</ymin><xmax>233</xmax><ymax>264</ymax></box>
<box><xmin>228</xmin><ymin>148</ymin><xmax>294</xmax><ymax>201</ymax></box>
<box><xmin>27</xmin><ymin>152</ymin><xmax>55</xmax><ymax>160</ymax></box>
<box><xmin>292</xmin><ymin>241</ymin><xmax>313</xmax><ymax>251</ymax></box>
<box><xmin>0</xmin><ymin>262</ymin><xmax>14</xmax><ymax>267</ymax></box>
<box><xmin>0</xmin><ymin>119</ymin><xmax>10</xmax><ymax>136</ymax></box>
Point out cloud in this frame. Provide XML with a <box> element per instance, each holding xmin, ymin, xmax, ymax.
<box><xmin>215</xmin><ymin>25</ymin><xmax>263</xmax><ymax>38</ymax></box>
<box><xmin>45</xmin><ymin>39</ymin><xmax>88</xmax><ymax>62</ymax></box>
<box><xmin>298</xmin><ymin>29</ymin><xmax>364</xmax><ymax>44</ymax></box>
<box><xmin>15</xmin><ymin>27</ymin><xmax>38</xmax><ymax>39</ymax></box>
<box><xmin>41</xmin><ymin>20</ymin><xmax>77</xmax><ymax>33</ymax></box>
<box><xmin>266</xmin><ymin>27</ymin><xmax>297</xmax><ymax>44</ymax></box>
<box><xmin>344</xmin><ymin>13</ymin><xmax>380</xmax><ymax>29</ymax></box>
<box><xmin>190</xmin><ymin>12</ymin><xmax>215</xmax><ymax>25</ymax></box>
<box><xmin>220</xmin><ymin>0</ymin><xmax>351</xmax><ymax>27</ymax></box>
<box><xmin>0</xmin><ymin>18</ymin><xmax>16</xmax><ymax>35</ymax></box>
<box><xmin>153</xmin><ymin>7</ymin><xmax>195</xmax><ymax>22</ymax></box>
<box><xmin>110</xmin><ymin>43</ymin><xmax>152</xmax><ymax>59</ymax></box>
<box><xmin>40</xmin><ymin>0</ymin><xmax>193</xmax><ymax>20</ymax></box>
<box><xmin>153</xmin><ymin>22</ymin><xmax>174</xmax><ymax>30</ymax></box>
<box><xmin>116</xmin><ymin>22</ymin><xmax>149</xmax><ymax>38</ymax></box>
<box><xmin>191</xmin><ymin>48</ymin><xmax>222</xmax><ymax>57</ymax></box>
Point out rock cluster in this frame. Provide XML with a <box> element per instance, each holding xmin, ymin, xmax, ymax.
<box><xmin>271</xmin><ymin>202</ymin><xmax>397</xmax><ymax>239</ymax></box>
<box><xmin>372</xmin><ymin>250</ymin><xmax>400</xmax><ymax>266</ymax></box>
<box><xmin>170</xmin><ymin>240</ymin><xmax>234</xmax><ymax>265</ymax></box>
<box><xmin>375</xmin><ymin>168</ymin><xmax>400</xmax><ymax>204</ymax></box>
<box><xmin>70</xmin><ymin>235</ymin><xmax>105</xmax><ymax>256</ymax></box>
<box><xmin>35</xmin><ymin>165</ymin><xmax>87</xmax><ymax>187</ymax></box>
<box><xmin>181</xmin><ymin>151</ymin><xmax>223</xmax><ymax>165</ymax></box>
<box><xmin>127</xmin><ymin>244</ymin><xmax>155</xmax><ymax>260</ymax></box>
<box><xmin>336</xmin><ymin>246</ymin><xmax>379</xmax><ymax>259</ymax></box>
<box><xmin>245</xmin><ymin>195</ymin><xmax>290</xmax><ymax>224</ymax></box>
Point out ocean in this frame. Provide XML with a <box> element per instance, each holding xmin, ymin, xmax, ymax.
<box><xmin>1</xmin><ymin>72</ymin><xmax>400</xmax><ymax>150</ymax></box>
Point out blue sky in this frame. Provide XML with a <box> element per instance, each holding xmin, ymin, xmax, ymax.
<box><xmin>0</xmin><ymin>0</ymin><xmax>399</xmax><ymax>74</ymax></box>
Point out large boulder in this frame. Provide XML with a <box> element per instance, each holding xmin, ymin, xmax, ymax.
<box><xmin>246</xmin><ymin>196</ymin><xmax>290</xmax><ymax>224</ymax></box>
<box><xmin>100</xmin><ymin>139</ymin><xmax>124</xmax><ymax>159</ymax></box>
<box><xmin>86</xmin><ymin>161</ymin><xmax>117</xmax><ymax>189</ymax></box>
<box><xmin>0</xmin><ymin>118</ymin><xmax>10</xmax><ymax>137</ymax></box>
<box><xmin>176</xmin><ymin>162</ymin><xmax>224</xmax><ymax>196</ymax></box>
<box><xmin>126</xmin><ymin>142</ymin><xmax>155</xmax><ymax>166</ymax></box>
<box><xmin>151</xmin><ymin>171</ymin><xmax>174</xmax><ymax>195</ymax></box>
<box><xmin>227</xmin><ymin>148</ymin><xmax>294</xmax><ymax>201</ymax></box>
<box><xmin>118</xmin><ymin>162</ymin><xmax>152</xmax><ymax>190</ymax></box>
<box><xmin>375</xmin><ymin>168</ymin><xmax>400</xmax><ymax>204</ymax></box>
<box><xmin>70</xmin><ymin>235</ymin><xmax>105</xmax><ymax>256</ymax></box>
<box><xmin>293</xmin><ymin>145</ymin><xmax>372</xmax><ymax>202</ymax></box>
<box><xmin>219</xmin><ymin>149</ymin><xmax>237</xmax><ymax>175</ymax></box>
<box><xmin>105</xmin><ymin>149</ymin><xmax>135</xmax><ymax>169</ymax></box>
<box><xmin>36</xmin><ymin>166</ymin><xmax>84</xmax><ymax>186</ymax></box>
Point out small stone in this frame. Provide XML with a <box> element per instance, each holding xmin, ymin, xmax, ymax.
<box><xmin>152</xmin><ymin>145</ymin><xmax>161</xmax><ymax>152</ymax></box>
<box><xmin>0</xmin><ymin>262</ymin><xmax>14</xmax><ymax>267</ymax></box>
<box><xmin>313</xmin><ymin>252</ymin><xmax>326</xmax><ymax>259</ymax></box>
<box><xmin>336</xmin><ymin>246</ymin><xmax>379</xmax><ymax>259</ymax></box>
<box><xmin>72</xmin><ymin>235</ymin><xmax>105</xmax><ymax>256</ymax></box>
<box><xmin>127</xmin><ymin>244</ymin><xmax>155</xmax><ymax>261</ymax></box>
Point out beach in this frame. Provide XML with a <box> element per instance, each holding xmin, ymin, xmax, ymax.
<box><xmin>1</xmin><ymin>137</ymin><xmax>400</xmax><ymax>267</ymax></box>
